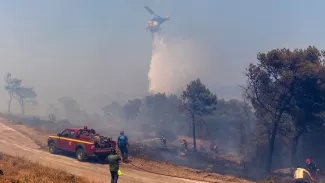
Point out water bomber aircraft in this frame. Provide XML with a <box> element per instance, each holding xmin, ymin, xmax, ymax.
<box><xmin>144</xmin><ymin>6</ymin><xmax>170</xmax><ymax>40</ymax></box>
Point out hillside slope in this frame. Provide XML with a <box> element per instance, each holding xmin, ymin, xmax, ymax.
<box><xmin>0</xmin><ymin>153</ymin><xmax>95</xmax><ymax>183</ymax></box>
<box><xmin>0</xmin><ymin>116</ymin><xmax>234</xmax><ymax>183</ymax></box>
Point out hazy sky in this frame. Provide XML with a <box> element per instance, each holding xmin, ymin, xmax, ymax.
<box><xmin>0</xmin><ymin>0</ymin><xmax>324</xmax><ymax>114</ymax></box>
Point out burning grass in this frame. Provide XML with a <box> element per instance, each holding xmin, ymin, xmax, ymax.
<box><xmin>0</xmin><ymin>153</ymin><xmax>96</xmax><ymax>183</ymax></box>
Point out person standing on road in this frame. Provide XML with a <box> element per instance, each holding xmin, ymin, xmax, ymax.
<box><xmin>117</xmin><ymin>131</ymin><xmax>129</xmax><ymax>162</ymax></box>
<box><xmin>107</xmin><ymin>149</ymin><xmax>121</xmax><ymax>183</ymax></box>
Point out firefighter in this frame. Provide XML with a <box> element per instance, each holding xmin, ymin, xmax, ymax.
<box><xmin>161</xmin><ymin>135</ymin><xmax>167</xmax><ymax>149</ymax></box>
<box><xmin>181</xmin><ymin>138</ymin><xmax>188</xmax><ymax>152</ymax></box>
<box><xmin>305</xmin><ymin>158</ymin><xmax>318</xmax><ymax>179</ymax></box>
<box><xmin>93</xmin><ymin>134</ymin><xmax>101</xmax><ymax>147</ymax></box>
<box><xmin>293</xmin><ymin>165</ymin><xmax>314</xmax><ymax>183</ymax></box>
<box><xmin>210</xmin><ymin>143</ymin><xmax>218</xmax><ymax>153</ymax></box>
<box><xmin>107</xmin><ymin>148</ymin><xmax>121</xmax><ymax>183</ymax></box>
<box><xmin>117</xmin><ymin>131</ymin><xmax>129</xmax><ymax>162</ymax></box>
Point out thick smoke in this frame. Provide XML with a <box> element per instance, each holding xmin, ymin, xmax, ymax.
<box><xmin>148</xmin><ymin>35</ymin><xmax>202</xmax><ymax>94</ymax></box>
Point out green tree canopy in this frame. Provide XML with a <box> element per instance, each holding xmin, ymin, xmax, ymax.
<box><xmin>244</xmin><ymin>46</ymin><xmax>325</xmax><ymax>171</ymax></box>
<box><xmin>4</xmin><ymin>73</ymin><xmax>22</xmax><ymax>113</ymax></box>
<box><xmin>181</xmin><ymin>78</ymin><xmax>217</xmax><ymax>152</ymax></box>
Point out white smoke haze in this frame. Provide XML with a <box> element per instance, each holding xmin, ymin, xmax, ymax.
<box><xmin>148</xmin><ymin>35</ymin><xmax>204</xmax><ymax>94</ymax></box>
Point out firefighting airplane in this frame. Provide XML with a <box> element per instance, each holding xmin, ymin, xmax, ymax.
<box><xmin>144</xmin><ymin>6</ymin><xmax>170</xmax><ymax>39</ymax></box>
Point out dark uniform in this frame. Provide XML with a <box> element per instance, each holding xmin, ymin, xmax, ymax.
<box><xmin>210</xmin><ymin>144</ymin><xmax>218</xmax><ymax>153</ymax></box>
<box><xmin>107</xmin><ymin>151</ymin><xmax>121</xmax><ymax>183</ymax></box>
<box><xmin>181</xmin><ymin>139</ymin><xmax>188</xmax><ymax>152</ymax></box>
<box><xmin>306</xmin><ymin>159</ymin><xmax>317</xmax><ymax>179</ymax></box>
<box><xmin>161</xmin><ymin>135</ymin><xmax>167</xmax><ymax>149</ymax></box>
<box><xmin>117</xmin><ymin>131</ymin><xmax>129</xmax><ymax>162</ymax></box>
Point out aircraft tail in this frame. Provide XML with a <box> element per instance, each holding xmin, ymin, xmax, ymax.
<box><xmin>166</xmin><ymin>12</ymin><xmax>171</xmax><ymax>20</ymax></box>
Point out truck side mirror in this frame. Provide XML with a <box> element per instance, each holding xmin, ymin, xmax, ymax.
<box><xmin>57</xmin><ymin>133</ymin><xmax>61</xmax><ymax>137</ymax></box>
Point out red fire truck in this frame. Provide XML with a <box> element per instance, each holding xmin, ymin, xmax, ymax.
<box><xmin>47</xmin><ymin>126</ymin><xmax>116</xmax><ymax>161</ymax></box>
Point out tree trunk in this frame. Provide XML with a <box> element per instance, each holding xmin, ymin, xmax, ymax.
<box><xmin>267</xmin><ymin>127</ymin><xmax>277</xmax><ymax>172</ymax></box>
<box><xmin>266</xmin><ymin>113</ymin><xmax>282</xmax><ymax>172</ymax></box>
<box><xmin>20</xmin><ymin>98</ymin><xmax>25</xmax><ymax>115</ymax></box>
<box><xmin>8</xmin><ymin>94</ymin><xmax>12</xmax><ymax>113</ymax></box>
<box><xmin>291</xmin><ymin>127</ymin><xmax>305</xmax><ymax>166</ymax></box>
<box><xmin>239</xmin><ymin>122</ymin><xmax>246</xmax><ymax>154</ymax></box>
<box><xmin>192</xmin><ymin>113</ymin><xmax>197</xmax><ymax>152</ymax></box>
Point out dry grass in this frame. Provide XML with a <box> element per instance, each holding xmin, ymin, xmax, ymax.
<box><xmin>259</xmin><ymin>175</ymin><xmax>294</xmax><ymax>183</ymax></box>
<box><xmin>4</xmin><ymin>121</ymin><xmax>257</xmax><ymax>182</ymax></box>
<box><xmin>0</xmin><ymin>153</ymin><xmax>96</xmax><ymax>183</ymax></box>
<box><xmin>127</xmin><ymin>157</ymin><xmax>255</xmax><ymax>183</ymax></box>
<box><xmin>2</xmin><ymin>119</ymin><xmax>280</xmax><ymax>183</ymax></box>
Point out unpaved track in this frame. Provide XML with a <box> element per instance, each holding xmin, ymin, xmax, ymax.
<box><xmin>0</xmin><ymin>117</ymin><xmax>219</xmax><ymax>183</ymax></box>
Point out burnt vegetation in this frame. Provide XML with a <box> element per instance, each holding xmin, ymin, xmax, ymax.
<box><xmin>4</xmin><ymin>46</ymin><xmax>325</xmax><ymax>181</ymax></box>
<box><xmin>242</xmin><ymin>46</ymin><xmax>325</xmax><ymax>176</ymax></box>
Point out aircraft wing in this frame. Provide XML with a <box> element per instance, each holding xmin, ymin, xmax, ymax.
<box><xmin>144</xmin><ymin>6</ymin><xmax>156</xmax><ymax>15</ymax></box>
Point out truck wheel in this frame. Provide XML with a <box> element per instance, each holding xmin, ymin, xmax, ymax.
<box><xmin>76</xmin><ymin>148</ymin><xmax>86</xmax><ymax>161</ymax></box>
<box><xmin>48</xmin><ymin>142</ymin><xmax>57</xmax><ymax>154</ymax></box>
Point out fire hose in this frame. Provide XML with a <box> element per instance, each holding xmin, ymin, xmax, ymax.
<box><xmin>118</xmin><ymin>139</ymin><xmax>229</xmax><ymax>182</ymax></box>
<box><xmin>117</xmin><ymin>147</ymin><xmax>217</xmax><ymax>182</ymax></box>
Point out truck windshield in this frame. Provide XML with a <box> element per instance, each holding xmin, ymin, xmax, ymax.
<box><xmin>60</xmin><ymin>130</ymin><xmax>69</xmax><ymax>138</ymax></box>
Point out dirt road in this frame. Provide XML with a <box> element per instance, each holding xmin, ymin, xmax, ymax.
<box><xmin>0</xmin><ymin>117</ymin><xmax>223</xmax><ymax>183</ymax></box>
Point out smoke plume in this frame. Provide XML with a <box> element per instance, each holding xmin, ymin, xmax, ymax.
<box><xmin>148</xmin><ymin>35</ymin><xmax>203</xmax><ymax>94</ymax></box>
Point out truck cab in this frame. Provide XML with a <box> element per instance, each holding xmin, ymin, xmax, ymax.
<box><xmin>47</xmin><ymin>126</ymin><xmax>116</xmax><ymax>161</ymax></box>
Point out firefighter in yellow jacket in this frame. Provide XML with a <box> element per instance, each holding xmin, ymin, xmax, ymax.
<box><xmin>293</xmin><ymin>166</ymin><xmax>314</xmax><ymax>183</ymax></box>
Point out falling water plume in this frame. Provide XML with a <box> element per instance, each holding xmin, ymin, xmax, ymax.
<box><xmin>148</xmin><ymin>35</ymin><xmax>201</xmax><ymax>95</ymax></box>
